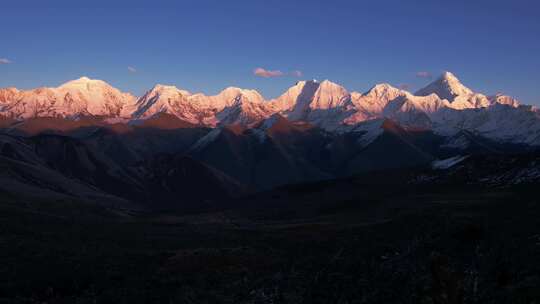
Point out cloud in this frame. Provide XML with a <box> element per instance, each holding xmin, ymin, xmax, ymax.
<box><xmin>290</xmin><ymin>70</ymin><xmax>303</xmax><ymax>77</ymax></box>
<box><xmin>0</xmin><ymin>58</ymin><xmax>12</xmax><ymax>64</ymax></box>
<box><xmin>127</xmin><ymin>66</ymin><xmax>137</xmax><ymax>73</ymax></box>
<box><xmin>253</xmin><ymin>67</ymin><xmax>284</xmax><ymax>78</ymax></box>
<box><xmin>416</xmin><ymin>71</ymin><xmax>432</xmax><ymax>79</ymax></box>
<box><xmin>253</xmin><ymin>67</ymin><xmax>304</xmax><ymax>78</ymax></box>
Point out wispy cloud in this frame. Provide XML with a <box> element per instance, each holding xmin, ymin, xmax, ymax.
<box><xmin>291</xmin><ymin>70</ymin><xmax>303</xmax><ymax>77</ymax></box>
<box><xmin>254</xmin><ymin>67</ymin><xmax>304</xmax><ymax>78</ymax></box>
<box><xmin>416</xmin><ymin>71</ymin><xmax>432</xmax><ymax>79</ymax></box>
<box><xmin>0</xmin><ymin>58</ymin><xmax>12</xmax><ymax>64</ymax></box>
<box><xmin>127</xmin><ymin>66</ymin><xmax>137</xmax><ymax>73</ymax></box>
<box><xmin>253</xmin><ymin>67</ymin><xmax>284</xmax><ymax>78</ymax></box>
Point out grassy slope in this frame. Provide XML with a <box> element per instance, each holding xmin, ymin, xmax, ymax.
<box><xmin>0</xmin><ymin>185</ymin><xmax>539</xmax><ymax>303</ymax></box>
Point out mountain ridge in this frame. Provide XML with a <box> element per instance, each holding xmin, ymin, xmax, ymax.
<box><xmin>1</xmin><ymin>72</ymin><xmax>538</xmax><ymax>146</ymax></box>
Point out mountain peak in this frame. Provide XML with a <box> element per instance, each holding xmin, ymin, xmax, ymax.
<box><xmin>317</xmin><ymin>79</ymin><xmax>346</xmax><ymax>91</ymax></box>
<box><xmin>313</xmin><ymin>79</ymin><xmax>348</xmax><ymax>100</ymax></box>
<box><xmin>220</xmin><ymin>86</ymin><xmax>244</xmax><ymax>93</ymax></box>
<box><xmin>58</xmin><ymin>76</ymin><xmax>111</xmax><ymax>91</ymax></box>
<box><xmin>489</xmin><ymin>93</ymin><xmax>520</xmax><ymax>107</ymax></box>
<box><xmin>441</xmin><ymin>71</ymin><xmax>458</xmax><ymax>81</ymax></box>
<box><xmin>217</xmin><ymin>87</ymin><xmax>264</xmax><ymax>104</ymax></box>
<box><xmin>149</xmin><ymin>84</ymin><xmax>191</xmax><ymax>96</ymax></box>
<box><xmin>368</xmin><ymin>83</ymin><xmax>398</xmax><ymax>92</ymax></box>
<box><xmin>319</xmin><ymin>79</ymin><xmax>338</xmax><ymax>85</ymax></box>
<box><xmin>364</xmin><ymin>83</ymin><xmax>406</xmax><ymax>98</ymax></box>
<box><xmin>220</xmin><ymin>86</ymin><xmax>256</xmax><ymax>96</ymax></box>
<box><xmin>415</xmin><ymin>71</ymin><xmax>473</xmax><ymax>101</ymax></box>
<box><xmin>152</xmin><ymin>84</ymin><xmax>180</xmax><ymax>91</ymax></box>
<box><xmin>293</xmin><ymin>79</ymin><xmax>319</xmax><ymax>88</ymax></box>
<box><xmin>67</xmin><ymin>76</ymin><xmax>101</xmax><ymax>84</ymax></box>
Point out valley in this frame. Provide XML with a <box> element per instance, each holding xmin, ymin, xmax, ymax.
<box><xmin>1</xmin><ymin>178</ymin><xmax>539</xmax><ymax>303</ymax></box>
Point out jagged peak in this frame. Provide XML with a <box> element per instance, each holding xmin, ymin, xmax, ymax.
<box><xmin>291</xmin><ymin>79</ymin><xmax>341</xmax><ymax>88</ymax></box>
<box><xmin>441</xmin><ymin>71</ymin><xmax>458</xmax><ymax>81</ymax></box>
<box><xmin>271</xmin><ymin>81</ymin><xmax>316</xmax><ymax>102</ymax></box>
<box><xmin>415</xmin><ymin>71</ymin><xmax>473</xmax><ymax>101</ymax></box>
<box><xmin>363</xmin><ymin>83</ymin><xmax>406</xmax><ymax>98</ymax></box>
<box><xmin>292</xmin><ymin>79</ymin><xmax>319</xmax><ymax>88</ymax></box>
<box><xmin>489</xmin><ymin>92</ymin><xmax>518</xmax><ymax>100</ymax></box>
<box><xmin>316</xmin><ymin>80</ymin><xmax>348</xmax><ymax>93</ymax></box>
<box><xmin>488</xmin><ymin>93</ymin><xmax>520</xmax><ymax>107</ymax></box>
<box><xmin>313</xmin><ymin>79</ymin><xmax>349</xmax><ymax>96</ymax></box>
<box><xmin>147</xmin><ymin>84</ymin><xmax>191</xmax><ymax>97</ymax></box>
<box><xmin>319</xmin><ymin>79</ymin><xmax>340</xmax><ymax>86</ymax></box>
<box><xmin>366</xmin><ymin>83</ymin><xmax>399</xmax><ymax>92</ymax></box>
<box><xmin>439</xmin><ymin>71</ymin><xmax>470</xmax><ymax>90</ymax></box>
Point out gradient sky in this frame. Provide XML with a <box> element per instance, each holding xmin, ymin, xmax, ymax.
<box><xmin>1</xmin><ymin>0</ymin><xmax>539</xmax><ymax>104</ymax></box>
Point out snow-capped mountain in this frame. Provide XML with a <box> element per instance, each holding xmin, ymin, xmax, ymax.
<box><xmin>0</xmin><ymin>77</ymin><xmax>136</xmax><ymax>119</ymax></box>
<box><xmin>414</xmin><ymin>71</ymin><xmax>491</xmax><ymax>109</ymax></box>
<box><xmin>344</xmin><ymin>84</ymin><xmax>409</xmax><ymax>125</ymax></box>
<box><xmin>267</xmin><ymin>80</ymin><xmax>353</xmax><ymax>130</ymax></box>
<box><xmin>431</xmin><ymin>104</ymin><xmax>540</xmax><ymax>145</ymax></box>
<box><xmin>0</xmin><ymin>72</ymin><xmax>538</xmax><ymax>146</ymax></box>
<box><xmin>488</xmin><ymin>94</ymin><xmax>520</xmax><ymax>107</ymax></box>
<box><xmin>131</xmin><ymin>84</ymin><xmax>271</xmax><ymax>126</ymax></box>
<box><xmin>275</xmin><ymin>80</ymin><xmax>351</xmax><ymax>115</ymax></box>
<box><xmin>131</xmin><ymin>84</ymin><xmax>202</xmax><ymax>123</ymax></box>
<box><xmin>416</xmin><ymin>72</ymin><xmax>473</xmax><ymax>102</ymax></box>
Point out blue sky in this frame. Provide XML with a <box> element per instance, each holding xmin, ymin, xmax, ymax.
<box><xmin>1</xmin><ymin>0</ymin><xmax>539</xmax><ymax>104</ymax></box>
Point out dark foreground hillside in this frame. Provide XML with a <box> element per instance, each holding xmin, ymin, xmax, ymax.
<box><xmin>1</xmin><ymin>180</ymin><xmax>539</xmax><ymax>303</ymax></box>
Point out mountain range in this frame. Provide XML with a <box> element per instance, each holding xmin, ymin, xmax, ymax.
<box><xmin>0</xmin><ymin>72</ymin><xmax>532</xmax><ymax>140</ymax></box>
<box><xmin>0</xmin><ymin>72</ymin><xmax>539</xmax><ymax>209</ymax></box>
